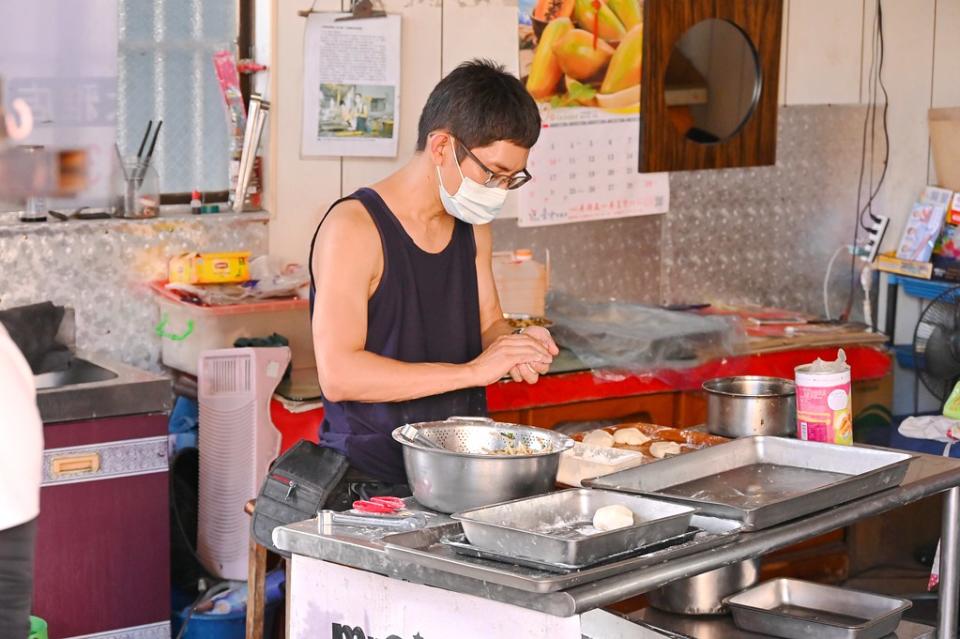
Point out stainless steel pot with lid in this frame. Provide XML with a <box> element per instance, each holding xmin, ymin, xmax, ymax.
<box><xmin>392</xmin><ymin>416</ymin><xmax>574</xmax><ymax>514</ymax></box>
<box><xmin>703</xmin><ymin>376</ymin><xmax>796</xmax><ymax>438</ymax></box>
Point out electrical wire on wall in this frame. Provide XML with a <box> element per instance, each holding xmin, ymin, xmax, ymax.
<box><xmin>840</xmin><ymin>0</ymin><xmax>890</xmax><ymax>322</ymax></box>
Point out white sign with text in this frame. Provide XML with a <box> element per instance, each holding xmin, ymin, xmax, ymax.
<box><xmin>289</xmin><ymin>556</ymin><xmax>582</xmax><ymax>639</ymax></box>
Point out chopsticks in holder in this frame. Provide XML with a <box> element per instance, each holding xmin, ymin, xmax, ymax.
<box><xmin>135</xmin><ymin>119</ymin><xmax>153</xmax><ymax>161</ymax></box>
<box><xmin>136</xmin><ymin>119</ymin><xmax>162</xmax><ymax>187</ymax></box>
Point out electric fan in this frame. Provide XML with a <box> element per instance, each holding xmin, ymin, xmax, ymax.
<box><xmin>913</xmin><ymin>286</ymin><xmax>960</xmax><ymax>404</ymax></box>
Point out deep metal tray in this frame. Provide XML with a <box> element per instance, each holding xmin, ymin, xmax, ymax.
<box><xmin>384</xmin><ymin>515</ymin><xmax>740</xmax><ymax>594</ymax></box>
<box><xmin>725</xmin><ymin>578</ymin><xmax>913</xmax><ymax>639</ymax></box>
<box><xmin>585</xmin><ymin>437</ymin><xmax>913</xmax><ymax>531</ymax></box>
<box><xmin>451</xmin><ymin>488</ymin><xmax>695</xmax><ymax>565</ymax></box>
<box><xmin>442</xmin><ymin>526</ymin><xmax>700</xmax><ymax>573</ymax></box>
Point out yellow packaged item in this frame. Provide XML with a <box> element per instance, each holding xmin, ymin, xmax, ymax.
<box><xmin>168</xmin><ymin>251</ymin><xmax>250</xmax><ymax>284</ymax></box>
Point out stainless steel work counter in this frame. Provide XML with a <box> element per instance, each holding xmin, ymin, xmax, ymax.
<box><xmin>36</xmin><ymin>354</ymin><xmax>172</xmax><ymax>423</ymax></box>
<box><xmin>274</xmin><ymin>450</ymin><xmax>960</xmax><ymax>637</ymax></box>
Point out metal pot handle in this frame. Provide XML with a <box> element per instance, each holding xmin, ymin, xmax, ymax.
<box><xmin>446</xmin><ymin>416</ymin><xmax>495</xmax><ymax>423</ymax></box>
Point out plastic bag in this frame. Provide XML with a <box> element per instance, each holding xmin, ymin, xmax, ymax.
<box><xmin>546</xmin><ymin>293</ymin><xmax>745</xmax><ymax>375</ymax></box>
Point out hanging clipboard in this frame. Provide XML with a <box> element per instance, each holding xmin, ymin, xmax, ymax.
<box><xmin>298</xmin><ymin>4</ymin><xmax>402</xmax><ymax>158</ymax></box>
<box><xmin>299</xmin><ymin>0</ymin><xmax>387</xmax><ymax>20</ymax></box>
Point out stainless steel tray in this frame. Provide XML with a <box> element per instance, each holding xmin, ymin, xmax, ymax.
<box><xmin>724</xmin><ymin>578</ymin><xmax>912</xmax><ymax>639</ymax></box>
<box><xmin>441</xmin><ymin>526</ymin><xmax>700</xmax><ymax>572</ymax></box>
<box><xmin>631</xmin><ymin>606</ymin><xmax>933</xmax><ymax>639</ymax></box>
<box><xmin>383</xmin><ymin>515</ymin><xmax>742</xmax><ymax>594</ymax></box>
<box><xmin>585</xmin><ymin>437</ymin><xmax>913</xmax><ymax>531</ymax></box>
<box><xmin>451</xmin><ymin>488</ymin><xmax>695</xmax><ymax>565</ymax></box>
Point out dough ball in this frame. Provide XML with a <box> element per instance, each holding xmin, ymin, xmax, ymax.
<box><xmin>583</xmin><ymin>429</ymin><xmax>615</xmax><ymax>448</ymax></box>
<box><xmin>593</xmin><ymin>504</ymin><xmax>635</xmax><ymax>531</ymax></box>
<box><xmin>650</xmin><ymin>441</ymin><xmax>682</xmax><ymax>459</ymax></box>
<box><xmin>613</xmin><ymin>427</ymin><xmax>650</xmax><ymax>446</ymax></box>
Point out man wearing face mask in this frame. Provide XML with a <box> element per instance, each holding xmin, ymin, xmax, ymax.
<box><xmin>308</xmin><ymin>59</ymin><xmax>555</xmax><ymax>502</ymax></box>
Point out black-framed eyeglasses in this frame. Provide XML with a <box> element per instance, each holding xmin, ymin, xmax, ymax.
<box><xmin>454</xmin><ymin>139</ymin><xmax>533</xmax><ymax>190</ymax></box>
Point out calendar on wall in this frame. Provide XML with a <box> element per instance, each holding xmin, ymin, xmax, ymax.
<box><xmin>516</xmin><ymin>0</ymin><xmax>668</xmax><ymax>227</ymax></box>
<box><xmin>518</xmin><ymin>116</ymin><xmax>669</xmax><ymax>227</ymax></box>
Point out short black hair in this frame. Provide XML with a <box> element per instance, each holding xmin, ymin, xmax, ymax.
<box><xmin>416</xmin><ymin>59</ymin><xmax>541</xmax><ymax>151</ymax></box>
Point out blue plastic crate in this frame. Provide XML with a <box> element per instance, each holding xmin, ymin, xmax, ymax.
<box><xmin>894</xmin><ymin>344</ymin><xmax>919</xmax><ymax>369</ymax></box>
<box><xmin>891</xmin><ymin>274</ymin><xmax>960</xmax><ymax>301</ymax></box>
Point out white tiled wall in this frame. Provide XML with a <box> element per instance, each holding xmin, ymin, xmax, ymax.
<box><xmin>268</xmin><ymin>0</ymin><xmax>960</xmax><ymax>265</ymax></box>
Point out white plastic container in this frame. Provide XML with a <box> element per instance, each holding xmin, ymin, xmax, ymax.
<box><xmin>151</xmin><ymin>283</ymin><xmax>312</xmax><ymax>375</ymax></box>
<box><xmin>492</xmin><ymin>249</ymin><xmax>549</xmax><ymax>317</ymax></box>
<box><xmin>557</xmin><ymin>442</ymin><xmax>646</xmax><ymax>487</ymax></box>
<box><xmin>795</xmin><ymin>349</ymin><xmax>853</xmax><ymax>445</ymax></box>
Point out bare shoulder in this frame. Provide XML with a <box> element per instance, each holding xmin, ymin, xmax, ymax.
<box><xmin>316</xmin><ymin>198</ymin><xmax>378</xmax><ymax>244</ymax></box>
<box><xmin>313</xmin><ymin>199</ymin><xmax>383</xmax><ymax>275</ymax></box>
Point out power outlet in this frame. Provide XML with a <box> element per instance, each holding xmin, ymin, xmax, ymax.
<box><xmin>864</xmin><ymin>216</ymin><xmax>890</xmax><ymax>263</ymax></box>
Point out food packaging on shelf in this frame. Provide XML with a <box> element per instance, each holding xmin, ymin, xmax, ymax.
<box><xmin>168</xmin><ymin>251</ymin><xmax>251</xmax><ymax>284</ymax></box>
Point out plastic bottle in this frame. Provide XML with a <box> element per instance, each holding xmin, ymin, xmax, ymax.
<box><xmin>190</xmin><ymin>190</ymin><xmax>201</xmax><ymax>215</ymax></box>
<box><xmin>209</xmin><ymin>568</ymin><xmax>285</xmax><ymax>614</ymax></box>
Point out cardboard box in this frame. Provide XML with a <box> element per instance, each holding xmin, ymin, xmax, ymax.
<box><xmin>875</xmin><ymin>252</ymin><xmax>933</xmax><ymax>279</ymax></box>
<box><xmin>930</xmin><ymin>108</ymin><xmax>960</xmax><ymax>191</ymax></box>
<box><xmin>949</xmin><ymin>193</ymin><xmax>960</xmax><ymax>225</ymax></box>
<box><xmin>168</xmin><ymin>251</ymin><xmax>250</xmax><ymax>284</ymax></box>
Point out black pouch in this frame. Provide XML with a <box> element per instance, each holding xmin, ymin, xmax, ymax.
<box><xmin>251</xmin><ymin>440</ymin><xmax>349</xmax><ymax>556</ymax></box>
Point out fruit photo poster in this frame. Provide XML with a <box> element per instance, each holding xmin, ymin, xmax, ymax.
<box><xmin>517</xmin><ymin>0</ymin><xmax>668</xmax><ymax>227</ymax></box>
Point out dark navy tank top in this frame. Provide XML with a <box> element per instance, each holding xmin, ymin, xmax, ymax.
<box><xmin>308</xmin><ymin>188</ymin><xmax>487</xmax><ymax>484</ymax></box>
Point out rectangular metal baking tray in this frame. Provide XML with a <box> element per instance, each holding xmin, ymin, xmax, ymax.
<box><xmin>451</xmin><ymin>488</ymin><xmax>695</xmax><ymax>565</ymax></box>
<box><xmin>383</xmin><ymin>515</ymin><xmax>742</xmax><ymax>594</ymax></box>
<box><xmin>585</xmin><ymin>437</ymin><xmax>913</xmax><ymax>531</ymax></box>
<box><xmin>725</xmin><ymin>578</ymin><xmax>912</xmax><ymax>639</ymax></box>
<box><xmin>441</xmin><ymin>526</ymin><xmax>699</xmax><ymax>572</ymax></box>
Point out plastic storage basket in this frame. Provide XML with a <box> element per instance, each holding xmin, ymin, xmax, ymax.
<box><xmin>151</xmin><ymin>282</ymin><xmax>312</xmax><ymax>375</ymax></box>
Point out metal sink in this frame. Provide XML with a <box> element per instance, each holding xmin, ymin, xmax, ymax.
<box><xmin>34</xmin><ymin>358</ymin><xmax>118</xmax><ymax>390</ymax></box>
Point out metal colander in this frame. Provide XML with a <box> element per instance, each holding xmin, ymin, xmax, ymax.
<box><xmin>392</xmin><ymin>417</ymin><xmax>574</xmax><ymax>513</ymax></box>
<box><xmin>397</xmin><ymin>417</ymin><xmax>572</xmax><ymax>457</ymax></box>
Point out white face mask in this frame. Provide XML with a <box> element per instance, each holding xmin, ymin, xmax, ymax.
<box><xmin>437</xmin><ymin>145</ymin><xmax>508</xmax><ymax>225</ymax></box>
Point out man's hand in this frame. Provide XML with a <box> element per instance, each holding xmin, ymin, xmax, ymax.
<box><xmin>507</xmin><ymin>326</ymin><xmax>559</xmax><ymax>384</ymax></box>
<box><xmin>469</xmin><ymin>333</ymin><xmax>554</xmax><ymax>387</ymax></box>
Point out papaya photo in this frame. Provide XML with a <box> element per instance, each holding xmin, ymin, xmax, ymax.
<box><xmin>519</xmin><ymin>0</ymin><xmax>642</xmax><ymax>111</ymax></box>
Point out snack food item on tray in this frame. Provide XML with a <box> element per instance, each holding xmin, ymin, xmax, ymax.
<box><xmin>582</xmin><ymin>429</ymin><xmax>615</xmax><ymax>448</ymax></box>
<box><xmin>649</xmin><ymin>441</ymin><xmax>682</xmax><ymax>459</ymax></box>
<box><xmin>572</xmin><ymin>423</ymin><xmax>727</xmax><ymax>462</ymax></box>
<box><xmin>613</xmin><ymin>427</ymin><xmax>650</xmax><ymax>446</ymax></box>
<box><xmin>592</xmin><ymin>504</ymin><xmax>635</xmax><ymax>531</ymax></box>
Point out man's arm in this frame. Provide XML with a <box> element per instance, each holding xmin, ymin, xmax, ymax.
<box><xmin>474</xmin><ymin>225</ymin><xmax>514</xmax><ymax>349</ymax></box>
<box><xmin>312</xmin><ymin>202</ymin><xmax>551</xmax><ymax>403</ymax></box>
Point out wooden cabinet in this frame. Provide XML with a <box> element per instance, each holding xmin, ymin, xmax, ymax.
<box><xmin>491</xmin><ymin>390</ymin><xmax>706</xmax><ymax>431</ymax></box>
<box><xmin>640</xmin><ymin>0</ymin><xmax>784</xmax><ymax>172</ymax></box>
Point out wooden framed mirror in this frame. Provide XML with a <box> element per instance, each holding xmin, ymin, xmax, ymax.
<box><xmin>640</xmin><ymin>0</ymin><xmax>784</xmax><ymax>172</ymax></box>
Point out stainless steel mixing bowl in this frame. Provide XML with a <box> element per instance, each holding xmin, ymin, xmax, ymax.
<box><xmin>648</xmin><ymin>558</ymin><xmax>762</xmax><ymax>615</ymax></box>
<box><xmin>392</xmin><ymin>416</ymin><xmax>574</xmax><ymax>514</ymax></box>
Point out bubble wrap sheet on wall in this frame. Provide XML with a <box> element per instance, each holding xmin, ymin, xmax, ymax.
<box><xmin>495</xmin><ymin>105</ymin><xmax>876</xmax><ymax>317</ymax></box>
<box><xmin>0</xmin><ymin>213</ymin><xmax>269</xmax><ymax>371</ymax></box>
<box><xmin>663</xmin><ymin>105</ymin><xmax>876</xmax><ymax>317</ymax></box>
